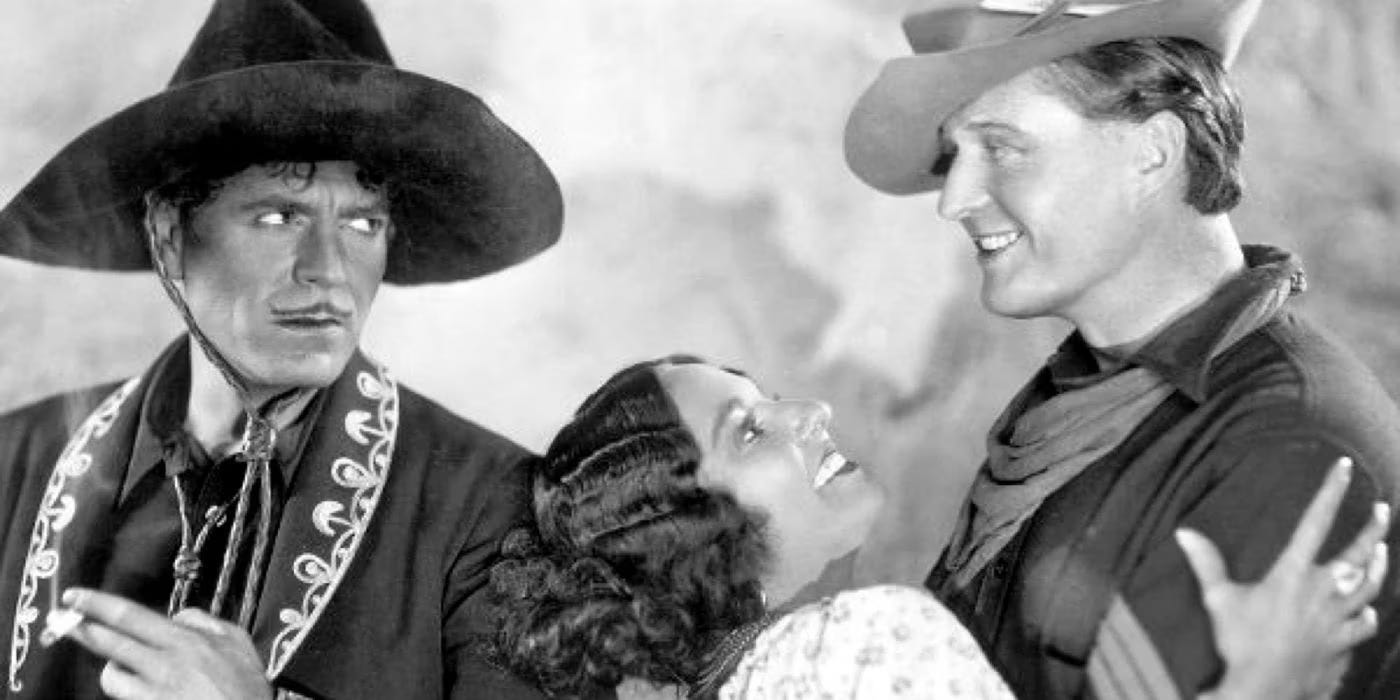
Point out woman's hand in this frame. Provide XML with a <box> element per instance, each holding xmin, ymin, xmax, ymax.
<box><xmin>1178</xmin><ymin>457</ymin><xmax>1390</xmax><ymax>700</ymax></box>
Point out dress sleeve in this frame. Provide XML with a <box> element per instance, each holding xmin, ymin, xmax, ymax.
<box><xmin>721</xmin><ymin>585</ymin><xmax>1013</xmax><ymax>699</ymax></box>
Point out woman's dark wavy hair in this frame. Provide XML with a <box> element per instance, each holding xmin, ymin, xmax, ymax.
<box><xmin>489</xmin><ymin>355</ymin><xmax>770</xmax><ymax>697</ymax></box>
<box><xmin>1039</xmin><ymin>37</ymin><xmax>1246</xmax><ymax>214</ymax></box>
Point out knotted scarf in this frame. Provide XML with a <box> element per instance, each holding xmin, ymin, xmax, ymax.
<box><xmin>942</xmin><ymin>245</ymin><xmax>1305</xmax><ymax>589</ymax></box>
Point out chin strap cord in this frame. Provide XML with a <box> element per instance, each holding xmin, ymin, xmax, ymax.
<box><xmin>146</xmin><ymin>215</ymin><xmax>281</xmax><ymax>629</ymax></box>
<box><xmin>1013</xmin><ymin>0</ymin><xmax>1074</xmax><ymax>37</ymax></box>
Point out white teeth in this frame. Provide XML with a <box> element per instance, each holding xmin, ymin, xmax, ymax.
<box><xmin>973</xmin><ymin>231</ymin><xmax>1022</xmax><ymax>253</ymax></box>
<box><xmin>813</xmin><ymin>452</ymin><xmax>849</xmax><ymax>489</ymax></box>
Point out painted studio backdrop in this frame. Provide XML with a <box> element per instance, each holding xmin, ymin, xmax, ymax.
<box><xmin>2</xmin><ymin>0</ymin><xmax>1398</xmax><ymax>585</ymax></box>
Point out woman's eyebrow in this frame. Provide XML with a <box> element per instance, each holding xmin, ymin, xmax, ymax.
<box><xmin>720</xmin><ymin>365</ymin><xmax>752</xmax><ymax>380</ymax></box>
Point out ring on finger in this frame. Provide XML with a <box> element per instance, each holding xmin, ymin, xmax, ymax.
<box><xmin>1331</xmin><ymin>561</ymin><xmax>1366</xmax><ymax>597</ymax></box>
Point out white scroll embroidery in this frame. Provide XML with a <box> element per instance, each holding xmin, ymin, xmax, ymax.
<box><xmin>9</xmin><ymin>378</ymin><xmax>141</xmax><ymax>692</ymax></box>
<box><xmin>264</xmin><ymin>365</ymin><xmax>398</xmax><ymax>677</ymax></box>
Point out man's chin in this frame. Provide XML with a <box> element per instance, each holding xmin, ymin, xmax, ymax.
<box><xmin>980</xmin><ymin>286</ymin><xmax>1057</xmax><ymax>320</ymax></box>
<box><xmin>249</xmin><ymin>352</ymin><xmax>354</xmax><ymax>391</ymax></box>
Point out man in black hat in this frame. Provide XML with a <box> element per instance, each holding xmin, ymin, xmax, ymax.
<box><xmin>0</xmin><ymin>0</ymin><xmax>558</xmax><ymax>698</ymax></box>
<box><xmin>845</xmin><ymin>0</ymin><xmax>1400</xmax><ymax>698</ymax></box>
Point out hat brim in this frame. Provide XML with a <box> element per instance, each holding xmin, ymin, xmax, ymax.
<box><xmin>0</xmin><ymin>61</ymin><xmax>563</xmax><ymax>285</ymax></box>
<box><xmin>844</xmin><ymin>0</ymin><xmax>1260</xmax><ymax>195</ymax></box>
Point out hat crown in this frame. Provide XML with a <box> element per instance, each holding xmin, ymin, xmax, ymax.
<box><xmin>903</xmin><ymin>0</ymin><xmax>1152</xmax><ymax>54</ymax></box>
<box><xmin>170</xmin><ymin>0</ymin><xmax>393</xmax><ymax>87</ymax></box>
<box><xmin>846</xmin><ymin>0</ymin><xmax>1261</xmax><ymax>194</ymax></box>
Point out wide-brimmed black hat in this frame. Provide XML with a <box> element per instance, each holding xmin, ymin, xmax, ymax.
<box><xmin>0</xmin><ymin>0</ymin><xmax>563</xmax><ymax>284</ymax></box>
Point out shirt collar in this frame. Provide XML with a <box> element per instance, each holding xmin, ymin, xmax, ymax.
<box><xmin>1048</xmin><ymin>244</ymin><xmax>1306</xmax><ymax>403</ymax></box>
<box><xmin>121</xmin><ymin>344</ymin><xmax>324</xmax><ymax>503</ymax></box>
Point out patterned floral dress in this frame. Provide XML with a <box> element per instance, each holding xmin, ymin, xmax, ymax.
<box><xmin>721</xmin><ymin>585</ymin><xmax>1013</xmax><ymax>699</ymax></box>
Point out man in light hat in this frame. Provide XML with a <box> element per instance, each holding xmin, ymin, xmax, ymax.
<box><xmin>846</xmin><ymin>0</ymin><xmax>1400</xmax><ymax>697</ymax></box>
<box><xmin>0</xmin><ymin>0</ymin><xmax>559</xmax><ymax>697</ymax></box>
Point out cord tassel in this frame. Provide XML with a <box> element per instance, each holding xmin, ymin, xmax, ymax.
<box><xmin>210</xmin><ymin>461</ymin><xmax>257</xmax><ymax>617</ymax></box>
<box><xmin>238</xmin><ymin>458</ymin><xmax>276</xmax><ymax>629</ymax></box>
<box><xmin>145</xmin><ymin>207</ymin><xmax>291</xmax><ymax>629</ymax></box>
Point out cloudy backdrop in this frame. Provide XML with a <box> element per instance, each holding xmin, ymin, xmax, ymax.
<box><xmin>2</xmin><ymin>0</ymin><xmax>1398</xmax><ymax>585</ymax></box>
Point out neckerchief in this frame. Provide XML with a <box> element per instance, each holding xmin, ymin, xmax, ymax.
<box><xmin>942</xmin><ymin>245</ymin><xmax>1303</xmax><ymax>589</ymax></box>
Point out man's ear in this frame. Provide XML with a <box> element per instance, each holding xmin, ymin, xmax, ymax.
<box><xmin>1137</xmin><ymin>110</ymin><xmax>1187</xmax><ymax>178</ymax></box>
<box><xmin>143</xmin><ymin>194</ymin><xmax>185</xmax><ymax>280</ymax></box>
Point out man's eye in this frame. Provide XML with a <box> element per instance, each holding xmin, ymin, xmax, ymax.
<box><xmin>346</xmin><ymin>217</ymin><xmax>386</xmax><ymax>236</ymax></box>
<box><xmin>985</xmin><ymin>141</ymin><xmax>1024</xmax><ymax>162</ymax></box>
<box><xmin>255</xmin><ymin>211</ymin><xmax>292</xmax><ymax>226</ymax></box>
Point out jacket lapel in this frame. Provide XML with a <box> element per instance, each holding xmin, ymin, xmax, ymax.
<box><xmin>7</xmin><ymin>374</ymin><xmax>144</xmax><ymax>694</ymax></box>
<box><xmin>253</xmin><ymin>351</ymin><xmax>399</xmax><ymax>679</ymax></box>
<box><xmin>6</xmin><ymin>348</ymin><xmax>401</xmax><ymax>693</ymax></box>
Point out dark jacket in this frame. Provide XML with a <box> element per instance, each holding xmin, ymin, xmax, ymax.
<box><xmin>0</xmin><ymin>349</ymin><xmax>545</xmax><ymax>699</ymax></box>
<box><xmin>930</xmin><ymin>260</ymin><xmax>1400</xmax><ymax>699</ymax></box>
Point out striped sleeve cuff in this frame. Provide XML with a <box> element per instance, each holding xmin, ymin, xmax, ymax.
<box><xmin>1087</xmin><ymin>594</ymin><xmax>1185</xmax><ymax>700</ymax></box>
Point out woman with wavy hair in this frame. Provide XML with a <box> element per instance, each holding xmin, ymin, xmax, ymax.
<box><xmin>490</xmin><ymin>356</ymin><xmax>1387</xmax><ymax>699</ymax></box>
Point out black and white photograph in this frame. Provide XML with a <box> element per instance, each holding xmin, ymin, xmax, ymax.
<box><xmin>1</xmin><ymin>0</ymin><xmax>1398</xmax><ymax>697</ymax></box>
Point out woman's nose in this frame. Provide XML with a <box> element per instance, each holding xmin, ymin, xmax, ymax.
<box><xmin>777</xmin><ymin>398</ymin><xmax>832</xmax><ymax>441</ymax></box>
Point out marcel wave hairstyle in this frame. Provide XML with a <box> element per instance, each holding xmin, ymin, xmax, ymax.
<box><xmin>1040</xmin><ymin>36</ymin><xmax>1246</xmax><ymax>214</ymax></box>
<box><xmin>489</xmin><ymin>356</ymin><xmax>770</xmax><ymax>697</ymax></box>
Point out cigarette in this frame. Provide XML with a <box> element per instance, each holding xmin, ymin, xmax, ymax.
<box><xmin>39</xmin><ymin>608</ymin><xmax>84</xmax><ymax>647</ymax></box>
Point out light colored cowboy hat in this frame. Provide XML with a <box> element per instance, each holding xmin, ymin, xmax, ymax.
<box><xmin>844</xmin><ymin>0</ymin><xmax>1262</xmax><ymax>195</ymax></box>
<box><xmin>0</xmin><ymin>0</ymin><xmax>563</xmax><ymax>285</ymax></box>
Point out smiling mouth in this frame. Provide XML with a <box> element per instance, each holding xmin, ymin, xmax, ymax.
<box><xmin>971</xmin><ymin>230</ymin><xmax>1024</xmax><ymax>256</ymax></box>
<box><xmin>813</xmin><ymin>448</ymin><xmax>859</xmax><ymax>489</ymax></box>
